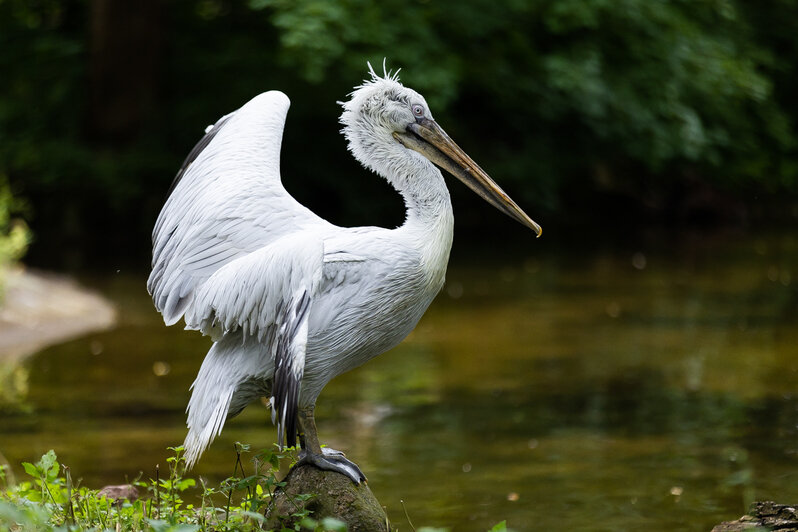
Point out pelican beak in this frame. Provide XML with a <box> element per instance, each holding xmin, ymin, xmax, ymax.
<box><xmin>393</xmin><ymin>119</ymin><xmax>542</xmax><ymax>236</ymax></box>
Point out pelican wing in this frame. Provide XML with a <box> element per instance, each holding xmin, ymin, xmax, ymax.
<box><xmin>184</xmin><ymin>233</ymin><xmax>324</xmax><ymax>449</ymax></box>
<box><xmin>148</xmin><ymin>91</ymin><xmax>331</xmax><ymax>326</ymax></box>
<box><xmin>183</xmin><ymin>234</ymin><xmax>323</xmax><ymax>339</ymax></box>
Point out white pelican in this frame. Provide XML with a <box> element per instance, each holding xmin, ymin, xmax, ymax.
<box><xmin>148</xmin><ymin>65</ymin><xmax>541</xmax><ymax>483</ymax></box>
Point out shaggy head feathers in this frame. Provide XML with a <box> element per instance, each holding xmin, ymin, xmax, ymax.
<box><xmin>339</xmin><ymin>62</ymin><xmax>434</xmax><ymax>180</ymax></box>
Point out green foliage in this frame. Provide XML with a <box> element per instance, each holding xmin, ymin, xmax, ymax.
<box><xmin>298</xmin><ymin>516</ymin><xmax>347</xmax><ymax>532</ymax></box>
<box><xmin>247</xmin><ymin>0</ymin><xmax>798</xmax><ymax>193</ymax></box>
<box><xmin>0</xmin><ymin>446</ymin><xmax>294</xmax><ymax>531</ymax></box>
<box><xmin>4</xmin><ymin>0</ymin><xmax>798</xmax><ymax>264</ymax></box>
<box><xmin>0</xmin><ymin>446</ymin><xmax>511</xmax><ymax>531</ymax></box>
<box><xmin>248</xmin><ymin>0</ymin><xmax>462</xmax><ymax>108</ymax></box>
<box><xmin>0</xmin><ymin>360</ymin><xmax>31</xmax><ymax>415</ymax></box>
<box><xmin>0</xmin><ymin>1</ymin><xmax>90</xmax><ymax>187</ymax></box>
<box><xmin>0</xmin><ymin>177</ymin><xmax>29</xmax><ymax>289</ymax></box>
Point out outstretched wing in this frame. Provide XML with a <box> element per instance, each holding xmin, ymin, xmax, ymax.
<box><xmin>147</xmin><ymin>91</ymin><xmax>332</xmax><ymax>326</ymax></box>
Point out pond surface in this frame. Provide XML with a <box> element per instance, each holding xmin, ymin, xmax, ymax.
<box><xmin>1</xmin><ymin>230</ymin><xmax>797</xmax><ymax>531</ymax></box>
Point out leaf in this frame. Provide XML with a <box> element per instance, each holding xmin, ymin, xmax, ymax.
<box><xmin>21</xmin><ymin>462</ymin><xmax>39</xmax><ymax>478</ymax></box>
<box><xmin>241</xmin><ymin>510</ymin><xmax>266</xmax><ymax>522</ymax></box>
<box><xmin>298</xmin><ymin>516</ymin><xmax>318</xmax><ymax>528</ymax></box>
<box><xmin>35</xmin><ymin>450</ymin><xmax>59</xmax><ymax>481</ymax></box>
<box><xmin>489</xmin><ymin>521</ymin><xmax>508</xmax><ymax>531</ymax></box>
<box><xmin>235</xmin><ymin>442</ymin><xmax>251</xmax><ymax>453</ymax></box>
<box><xmin>176</xmin><ymin>478</ymin><xmax>196</xmax><ymax>491</ymax></box>
<box><xmin>320</xmin><ymin>516</ymin><xmax>347</xmax><ymax>531</ymax></box>
<box><xmin>146</xmin><ymin>518</ymin><xmax>201</xmax><ymax>532</ymax></box>
<box><xmin>233</xmin><ymin>475</ymin><xmax>260</xmax><ymax>490</ymax></box>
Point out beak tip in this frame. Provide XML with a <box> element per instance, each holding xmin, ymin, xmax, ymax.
<box><xmin>526</xmin><ymin>220</ymin><xmax>542</xmax><ymax>238</ymax></box>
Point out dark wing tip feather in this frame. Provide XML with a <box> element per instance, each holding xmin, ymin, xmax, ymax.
<box><xmin>272</xmin><ymin>338</ymin><xmax>300</xmax><ymax>447</ymax></box>
<box><xmin>149</xmin><ymin>114</ymin><xmax>234</xmax><ymax>322</ymax></box>
<box><xmin>166</xmin><ymin>113</ymin><xmax>233</xmax><ymax>198</ymax></box>
<box><xmin>271</xmin><ymin>291</ymin><xmax>311</xmax><ymax>449</ymax></box>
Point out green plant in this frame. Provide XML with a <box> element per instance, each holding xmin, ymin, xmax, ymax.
<box><xmin>0</xmin><ymin>446</ymin><xmax>291</xmax><ymax>531</ymax></box>
<box><xmin>0</xmin><ymin>176</ymin><xmax>29</xmax><ymax>294</ymax></box>
<box><xmin>0</xmin><ymin>446</ymin><xmax>511</xmax><ymax>531</ymax></box>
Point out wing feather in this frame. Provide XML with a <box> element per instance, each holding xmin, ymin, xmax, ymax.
<box><xmin>166</xmin><ymin>112</ymin><xmax>233</xmax><ymax>199</ymax></box>
<box><xmin>148</xmin><ymin>91</ymin><xmax>332</xmax><ymax>326</ymax></box>
<box><xmin>184</xmin><ymin>233</ymin><xmax>324</xmax><ymax>339</ymax></box>
<box><xmin>180</xmin><ymin>233</ymin><xmax>322</xmax><ymax>451</ymax></box>
<box><xmin>271</xmin><ymin>289</ymin><xmax>311</xmax><ymax>448</ymax></box>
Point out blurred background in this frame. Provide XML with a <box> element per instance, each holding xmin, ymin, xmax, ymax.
<box><xmin>1</xmin><ymin>0</ymin><xmax>798</xmax><ymax>530</ymax></box>
<box><xmin>4</xmin><ymin>0</ymin><xmax>798</xmax><ymax>268</ymax></box>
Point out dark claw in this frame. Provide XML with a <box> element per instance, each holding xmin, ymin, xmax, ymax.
<box><xmin>320</xmin><ymin>447</ymin><xmax>345</xmax><ymax>458</ymax></box>
<box><xmin>296</xmin><ymin>448</ymin><xmax>367</xmax><ymax>484</ymax></box>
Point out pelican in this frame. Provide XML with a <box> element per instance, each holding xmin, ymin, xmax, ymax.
<box><xmin>148</xmin><ymin>65</ymin><xmax>541</xmax><ymax>483</ymax></box>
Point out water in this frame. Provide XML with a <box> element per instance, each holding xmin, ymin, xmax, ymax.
<box><xmin>1</xmin><ymin>230</ymin><xmax>797</xmax><ymax>530</ymax></box>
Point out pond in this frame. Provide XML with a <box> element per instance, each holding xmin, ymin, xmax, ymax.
<box><xmin>1</xmin><ymin>230</ymin><xmax>797</xmax><ymax>531</ymax></box>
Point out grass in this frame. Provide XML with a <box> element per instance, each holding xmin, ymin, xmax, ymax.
<box><xmin>0</xmin><ymin>445</ymin><xmax>511</xmax><ymax>532</ymax></box>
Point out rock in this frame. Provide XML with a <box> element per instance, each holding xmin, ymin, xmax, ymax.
<box><xmin>710</xmin><ymin>515</ymin><xmax>764</xmax><ymax>532</ymax></box>
<box><xmin>265</xmin><ymin>464</ymin><xmax>389</xmax><ymax>531</ymax></box>
<box><xmin>712</xmin><ymin>501</ymin><xmax>798</xmax><ymax>532</ymax></box>
<box><xmin>97</xmin><ymin>484</ymin><xmax>139</xmax><ymax>502</ymax></box>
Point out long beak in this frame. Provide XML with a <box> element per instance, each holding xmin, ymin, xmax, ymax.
<box><xmin>393</xmin><ymin>118</ymin><xmax>542</xmax><ymax>236</ymax></box>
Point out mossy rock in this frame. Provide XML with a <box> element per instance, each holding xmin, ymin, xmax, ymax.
<box><xmin>265</xmin><ymin>464</ymin><xmax>389</xmax><ymax>531</ymax></box>
<box><xmin>712</xmin><ymin>501</ymin><xmax>798</xmax><ymax>532</ymax></box>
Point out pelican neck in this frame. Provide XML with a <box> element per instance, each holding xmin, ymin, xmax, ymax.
<box><xmin>393</xmin><ymin>161</ymin><xmax>455</xmax><ymax>284</ymax></box>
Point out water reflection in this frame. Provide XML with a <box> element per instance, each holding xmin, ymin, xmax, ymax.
<box><xmin>0</xmin><ymin>231</ymin><xmax>796</xmax><ymax>530</ymax></box>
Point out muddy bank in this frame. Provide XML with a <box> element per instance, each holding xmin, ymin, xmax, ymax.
<box><xmin>0</xmin><ymin>267</ymin><xmax>116</xmax><ymax>362</ymax></box>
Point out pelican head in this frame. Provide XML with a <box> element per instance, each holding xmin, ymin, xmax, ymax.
<box><xmin>340</xmin><ymin>64</ymin><xmax>542</xmax><ymax>236</ymax></box>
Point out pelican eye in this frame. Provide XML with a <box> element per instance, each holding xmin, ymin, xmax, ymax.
<box><xmin>411</xmin><ymin>104</ymin><xmax>424</xmax><ymax>118</ymax></box>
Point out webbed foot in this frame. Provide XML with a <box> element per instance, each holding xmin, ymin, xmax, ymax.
<box><xmin>296</xmin><ymin>447</ymin><xmax>367</xmax><ymax>484</ymax></box>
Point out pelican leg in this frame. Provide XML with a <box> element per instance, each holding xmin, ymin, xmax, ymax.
<box><xmin>295</xmin><ymin>405</ymin><xmax>366</xmax><ymax>484</ymax></box>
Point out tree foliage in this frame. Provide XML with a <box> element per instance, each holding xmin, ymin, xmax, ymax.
<box><xmin>250</xmin><ymin>0</ymin><xmax>797</xmax><ymax>190</ymax></box>
<box><xmin>1</xmin><ymin>0</ymin><xmax>797</xmax><ymax>264</ymax></box>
